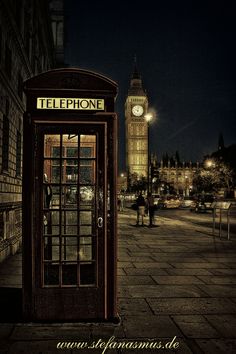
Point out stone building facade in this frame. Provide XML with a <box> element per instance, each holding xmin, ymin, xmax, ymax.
<box><xmin>0</xmin><ymin>0</ymin><xmax>61</xmax><ymax>262</ymax></box>
<box><xmin>153</xmin><ymin>157</ymin><xmax>200</xmax><ymax>196</ymax></box>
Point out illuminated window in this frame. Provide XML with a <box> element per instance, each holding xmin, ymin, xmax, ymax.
<box><xmin>129</xmin><ymin>124</ymin><xmax>134</xmax><ymax>135</ymax></box>
<box><xmin>43</xmin><ymin>134</ymin><xmax>97</xmax><ymax>287</ymax></box>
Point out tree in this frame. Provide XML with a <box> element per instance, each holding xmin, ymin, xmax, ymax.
<box><xmin>128</xmin><ymin>172</ymin><xmax>147</xmax><ymax>193</ymax></box>
<box><xmin>193</xmin><ymin>158</ymin><xmax>233</xmax><ymax>195</ymax></box>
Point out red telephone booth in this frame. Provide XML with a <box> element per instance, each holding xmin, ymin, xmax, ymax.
<box><xmin>22</xmin><ymin>68</ymin><xmax>118</xmax><ymax>321</ymax></box>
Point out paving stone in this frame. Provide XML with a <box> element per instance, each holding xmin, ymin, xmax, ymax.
<box><xmin>170</xmin><ymin>262</ymin><xmax>230</xmax><ymax>269</ymax></box>
<box><xmin>117</xmin><ymin>262</ymin><xmax>134</xmax><ymax>268</ymax></box>
<box><xmin>155</xmin><ymin>246</ymin><xmax>190</xmax><ymax>252</ymax></box>
<box><xmin>202</xmin><ymin>257</ymin><xmax>236</xmax><ymax>263</ymax></box>
<box><xmin>0</xmin><ymin>324</ymin><xmax>13</xmax><ymax>338</ymax></box>
<box><xmin>125</xmin><ymin>245</ymin><xmax>146</xmax><ymax>252</ymax></box>
<box><xmin>151</xmin><ymin>256</ymin><xmax>207</xmax><ymax>263</ymax></box>
<box><xmin>205</xmin><ymin>315</ymin><xmax>236</xmax><ymax>338</ymax></box>
<box><xmin>128</xmin><ymin>252</ymin><xmax>158</xmax><ymax>257</ymax></box>
<box><xmin>118</xmin><ymin>275</ymin><xmax>156</xmax><ymax>285</ymax></box>
<box><xmin>117</xmin><ymin>268</ymin><xmax>126</xmax><ymax>276</ymax></box>
<box><xmin>146</xmin><ymin>298</ymin><xmax>236</xmax><ymax>315</ymax></box>
<box><xmin>207</xmin><ymin>268</ymin><xmax>236</xmax><ymax>275</ymax></box>
<box><xmin>225</xmin><ymin>263</ymin><xmax>236</xmax><ymax>269</ymax></box>
<box><xmin>197</xmin><ymin>275</ymin><xmax>236</xmax><ymax>284</ymax></box>
<box><xmin>125</xmin><ymin>268</ymin><xmax>169</xmax><ymax>276</ymax></box>
<box><xmin>132</xmin><ymin>262</ymin><xmax>173</xmax><ymax>269</ymax></box>
<box><xmin>201</xmin><ymin>252</ymin><xmax>236</xmax><ymax>257</ymax></box>
<box><xmin>118</xmin><ymin>298</ymin><xmax>153</xmax><ymax>315</ymax></box>
<box><xmin>91</xmin><ymin>322</ymin><xmax>125</xmax><ymax>339</ymax></box>
<box><xmin>197</xmin><ymin>284</ymin><xmax>236</xmax><ymax>297</ymax></box>
<box><xmin>10</xmin><ymin>325</ymin><xmax>91</xmax><ymax>340</ymax></box>
<box><xmin>148</xmin><ymin>240</ymin><xmax>185</xmax><ymax>245</ymax></box>
<box><xmin>196</xmin><ymin>339</ymin><xmax>236</xmax><ymax>354</ymax></box>
<box><xmin>122</xmin><ymin>315</ymin><xmax>183</xmax><ymax>338</ymax></box>
<box><xmin>152</xmin><ymin>276</ymin><xmax>205</xmax><ymax>285</ymax></box>
<box><xmin>172</xmin><ymin>315</ymin><xmax>220</xmax><ymax>338</ymax></box>
<box><xmin>118</xmin><ymin>256</ymin><xmax>156</xmax><ymax>263</ymax></box>
<box><xmin>118</xmin><ymin>285</ymin><xmax>207</xmax><ymax>298</ymax></box>
<box><xmin>0</xmin><ymin>339</ymin><xmax>11</xmax><ymax>353</ymax></box>
<box><xmin>6</xmin><ymin>340</ymin><xmax>74</xmax><ymax>354</ymax></box>
<box><xmin>166</xmin><ymin>269</ymin><xmax>212</xmax><ymax>276</ymax></box>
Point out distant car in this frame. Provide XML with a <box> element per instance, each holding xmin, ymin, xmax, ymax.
<box><xmin>179</xmin><ymin>197</ymin><xmax>196</xmax><ymax>209</ymax></box>
<box><xmin>165</xmin><ymin>197</ymin><xmax>181</xmax><ymax>209</ymax></box>
<box><xmin>190</xmin><ymin>195</ymin><xmax>215</xmax><ymax>213</ymax></box>
<box><xmin>153</xmin><ymin>195</ymin><xmax>161</xmax><ymax>206</ymax></box>
<box><xmin>157</xmin><ymin>196</ymin><xmax>181</xmax><ymax>209</ymax></box>
<box><xmin>157</xmin><ymin>198</ymin><xmax>166</xmax><ymax>209</ymax></box>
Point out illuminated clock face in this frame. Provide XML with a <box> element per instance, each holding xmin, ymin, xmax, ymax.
<box><xmin>132</xmin><ymin>105</ymin><xmax>144</xmax><ymax>117</ymax></box>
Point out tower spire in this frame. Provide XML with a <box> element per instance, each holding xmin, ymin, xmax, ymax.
<box><xmin>218</xmin><ymin>132</ymin><xmax>225</xmax><ymax>151</ymax></box>
<box><xmin>132</xmin><ymin>55</ymin><xmax>141</xmax><ymax>80</ymax></box>
<box><xmin>128</xmin><ymin>56</ymin><xmax>145</xmax><ymax>96</ymax></box>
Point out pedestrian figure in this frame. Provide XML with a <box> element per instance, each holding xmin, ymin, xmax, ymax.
<box><xmin>136</xmin><ymin>192</ymin><xmax>146</xmax><ymax>226</ymax></box>
<box><xmin>43</xmin><ymin>173</ymin><xmax>53</xmax><ymax>234</ymax></box>
<box><xmin>146</xmin><ymin>192</ymin><xmax>155</xmax><ymax>227</ymax></box>
<box><xmin>43</xmin><ymin>173</ymin><xmax>52</xmax><ymax>209</ymax></box>
<box><xmin>120</xmin><ymin>194</ymin><xmax>125</xmax><ymax>211</ymax></box>
<box><xmin>117</xmin><ymin>198</ymin><xmax>121</xmax><ymax>211</ymax></box>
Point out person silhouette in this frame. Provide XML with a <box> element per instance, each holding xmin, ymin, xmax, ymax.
<box><xmin>136</xmin><ymin>192</ymin><xmax>146</xmax><ymax>226</ymax></box>
<box><xmin>146</xmin><ymin>192</ymin><xmax>155</xmax><ymax>227</ymax></box>
<box><xmin>43</xmin><ymin>173</ymin><xmax>52</xmax><ymax>209</ymax></box>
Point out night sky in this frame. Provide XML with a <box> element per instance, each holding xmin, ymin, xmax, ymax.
<box><xmin>64</xmin><ymin>0</ymin><xmax>236</xmax><ymax>172</ymax></box>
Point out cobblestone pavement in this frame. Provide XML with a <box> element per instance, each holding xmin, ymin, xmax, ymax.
<box><xmin>0</xmin><ymin>209</ymin><xmax>236</xmax><ymax>353</ymax></box>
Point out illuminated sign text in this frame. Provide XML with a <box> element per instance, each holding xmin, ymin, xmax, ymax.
<box><xmin>37</xmin><ymin>97</ymin><xmax>105</xmax><ymax>110</ymax></box>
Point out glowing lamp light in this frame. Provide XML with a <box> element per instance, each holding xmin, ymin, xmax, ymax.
<box><xmin>205</xmin><ymin>159</ymin><xmax>215</xmax><ymax>168</ymax></box>
<box><xmin>144</xmin><ymin>113</ymin><xmax>153</xmax><ymax>123</ymax></box>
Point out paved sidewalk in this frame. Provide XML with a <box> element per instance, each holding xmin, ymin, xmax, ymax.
<box><xmin>0</xmin><ymin>209</ymin><xmax>236</xmax><ymax>353</ymax></box>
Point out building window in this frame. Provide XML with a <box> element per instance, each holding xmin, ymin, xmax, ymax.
<box><xmin>51</xmin><ymin>20</ymin><xmax>64</xmax><ymax>47</ymax></box>
<box><xmin>16</xmin><ymin>131</ymin><xmax>22</xmax><ymax>176</ymax></box>
<box><xmin>2</xmin><ymin>115</ymin><xmax>9</xmax><ymax>171</ymax></box>
<box><xmin>5</xmin><ymin>44</ymin><xmax>12</xmax><ymax>79</ymax></box>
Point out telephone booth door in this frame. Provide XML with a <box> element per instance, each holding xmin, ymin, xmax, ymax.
<box><xmin>22</xmin><ymin>68</ymin><xmax>118</xmax><ymax>321</ymax></box>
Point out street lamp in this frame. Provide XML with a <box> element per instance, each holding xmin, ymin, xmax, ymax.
<box><xmin>205</xmin><ymin>158</ymin><xmax>215</xmax><ymax>169</ymax></box>
<box><xmin>144</xmin><ymin>113</ymin><xmax>153</xmax><ymax>194</ymax></box>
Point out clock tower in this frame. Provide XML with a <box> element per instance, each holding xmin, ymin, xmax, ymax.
<box><xmin>125</xmin><ymin>60</ymin><xmax>149</xmax><ymax>179</ymax></box>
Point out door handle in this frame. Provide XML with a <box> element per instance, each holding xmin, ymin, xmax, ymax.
<box><xmin>97</xmin><ymin>217</ymin><xmax>103</xmax><ymax>228</ymax></box>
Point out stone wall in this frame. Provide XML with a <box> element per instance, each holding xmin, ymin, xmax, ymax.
<box><xmin>0</xmin><ymin>0</ymin><xmax>56</xmax><ymax>262</ymax></box>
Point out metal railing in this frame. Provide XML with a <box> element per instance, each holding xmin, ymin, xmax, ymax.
<box><xmin>212</xmin><ymin>201</ymin><xmax>232</xmax><ymax>240</ymax></box>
